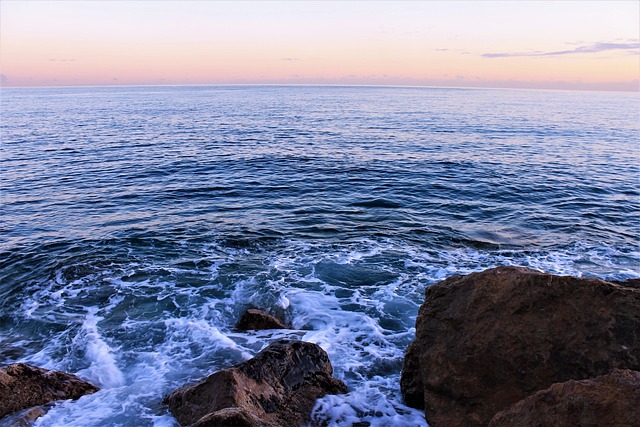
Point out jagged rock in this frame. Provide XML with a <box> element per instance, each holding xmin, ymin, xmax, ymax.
<box><xmin>164</xmin><ymin>339</ymin><xmax>347</xmax><ymax>427</ymax></box>
<box><xmin>401</xmin><ymin>266</ymin><xmax>640</xmax><ymax>427</ymax></box>
<box><xmin>489</xmin><ymin>369</ymin><xmax>640</xmax><ymax>426</ymax></box>
<box><xmin>235</xmin><ymin>308</ymin><xmax>287</xmax><ymax>331</ymax></box>
<box><xmin>0</xmin><ymin>363</ymin><xmax>99</xmax><ymax>420</ymax></box>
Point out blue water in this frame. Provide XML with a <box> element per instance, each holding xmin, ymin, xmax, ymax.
<box><xmin>1</xmin><ymin>85</ymin><xmax>639</xmax><ymax>426</ymax></box>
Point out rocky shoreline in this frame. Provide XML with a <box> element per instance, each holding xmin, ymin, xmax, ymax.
<box><xmin>1</xmin><ymin>266</ymin><xmax>638</xmax><ymax>426</ymax></box>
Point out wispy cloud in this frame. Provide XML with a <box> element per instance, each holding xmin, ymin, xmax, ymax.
<box><xmin>48</xmin><ymin>58</ymin><xmax>77</xmax><ymax>62</ymax></box>
<box><xmin>483</xmin><ymin>41</ymin><xmax>639</xmax><ymax>58</ymax></box>
<box><xmin>435</xmin><ymin>48</ymin><xmax>472</xmax><ymax>55</ymax></box>
<box><xmin>280</xmin><ymin>57</ymin><xmax>300</xmax><ymax>61</ymax></box>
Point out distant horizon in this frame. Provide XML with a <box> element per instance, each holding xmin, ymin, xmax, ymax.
<box><xmin>1</xmin><ymin>81</ymin><xmax>638</xmax><ymax>94</ymax></box>
<box><xmin>1</xmin><ymin>1</ymin><xmax>638</xmax><ymax>92</ymax></box>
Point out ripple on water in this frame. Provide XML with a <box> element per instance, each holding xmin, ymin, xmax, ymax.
<box><xmin>0</xmin><ymin>86</ymin><xmax>638</xmax><ymax>426</ymax></box>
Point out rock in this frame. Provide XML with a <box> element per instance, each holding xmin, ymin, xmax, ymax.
<box><xmin>189</xmin><ymin>407</ymin><xmax>270</xmax><ymax>427</ymax></box>
<box><xmin>614</xmin><ymin>277</ymin><xmax>640</xmax><ymax>288</ymax></box>
<box><xmin>489</xmin><ymin>369</ymin><xmax>640</xmax><ymax>426</ymax></box>
<box><xmin>0</xmin><ymin>406</ymin><xmax>49</xmax><ymax>427</ymax></box>
<box><xmin>401</xmin><ymin>266</ymin><xmax>640</xmax><ymax>427</ymax></box>
<box><xmin>0</xmin><ymin>363</ymin><xmax>99</xmax><ymax>420</ymax></box>
<box><xmin>164</xmin><ymin>339</ymin><xmax>347</xmax><ymax>427</ymax></box>
<box><xmin>400</xmin><ymin>342</ymin><xmax>423</xmax><ymax>409</ymax></box>
<box><xmin>235</xmin><ymin>308</ymin><xmax>287</xmax><ymax>331</ymax></box>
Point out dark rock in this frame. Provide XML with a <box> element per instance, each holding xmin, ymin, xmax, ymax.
<box><xmin>489</xmin><ymin>369</ymin><xmax>640</xmax><ymax>426</ymax></box>
<box><xmin>614</xmin><ymin>277</ymin><xmax>640</xmax><ymax>288</ymax></box>
<box><xmin>0</xmin><ymin>363</ymin><xmax>99</xmax><ymax>420</ymax></box>
<box><xmin>0</xmin><ymin>406</ymin><xmax>49</xmax><ymax>427</ymax></box>
<box><xmin>235</xmin><ymin>308</ymin><xmax>287</xmax><ymax>331</ymax></box>
<box><xmin>400</xmin><ymin>341</ymin><xmax>423</xmax><ymax>409</ymax></box>
<box><xmin>164</xmin><ymin>339</ymin><xmax>347</xmax><ymax>427</ymax></box>
<box><xmin>191</xmin><ymin>407</ymin><xmax>272</xmax><ymax>427</ymax></box>
<box><xmin>401</xmin><ymin>266</ymin><xmax>640</xmax><ymax>427</ymax></box>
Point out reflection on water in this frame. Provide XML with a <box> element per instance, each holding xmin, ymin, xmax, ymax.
<box><xmin>0</xmin><ymin>86</ymin><xmax>638</xmax><ymax>426</ymax></box>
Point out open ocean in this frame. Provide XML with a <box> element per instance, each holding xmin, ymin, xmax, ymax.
<box><xmin>1</xmin><ymin>85</ymin><xmax>639</xmax><ymax>426</ymax></box>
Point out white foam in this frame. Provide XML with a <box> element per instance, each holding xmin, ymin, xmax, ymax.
<box><xmin>75</xmin><ymin>309</ymin><xmax>125</xmax><ymax>389</ymax></box>
<box><xmin>15</xmin><ymin>237</ymin><xmax>640</xmax><ymax>426</ymax></box>
<box><xmin>310</xmin><ymin>376</ymin><xmax>428</xmax><ymax>427</ymax></box>
<box><xmin>162</xmin><ymin>317</ymin><xmax>252</xmax><ymax>361</ymax></box>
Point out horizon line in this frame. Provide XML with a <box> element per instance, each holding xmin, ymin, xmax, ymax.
<box><xmin>1</xmin><ymin>82</ymin><xmax>639</xmax><ymax>95</ymax></box>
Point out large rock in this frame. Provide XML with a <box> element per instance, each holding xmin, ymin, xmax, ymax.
<box><xmin>0</xmin><ymin>363</ymin><xmax>99</xmax><ymax>420</ymax></box>
<box><xmin>489</xmin><ymin>369</ymin><xmax>640</xmax><ymax>426</ymax></box>
<box><xmin>401</xmin><ymin>266</ymin><xmax>640</xmax><ymax>427</ymax></box>
<box><xmin>164</xmin><ymin>339</ymin><xmax>347</xmax><ymax>427</ymax></box>
<box><xmin>235</xmin><ymin>308</ymin><xmax>287</xmax><ymax>331</ymax></box>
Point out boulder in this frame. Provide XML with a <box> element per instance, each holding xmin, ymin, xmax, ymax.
<box><xmin>401</xmin><ymin>266</ymin><xmax>640</xmax><ymax>427</ymax></box>
<box><xmin>164</xmin><ymin>339</ymin><xmax>347</xmax><ymax>427</ymax></box>
<box><xmin>489</xmin><ymin>369</ymin><xmax>640</xmax><ymax>426</ymax></box>
<box><xmin>235</xmin><ymin>308</ymin><xmax>286</xmax><ymax>331</ymax></box>
<box><xmin>0</xmin><ymin>363</ymin><xmax>99</xmax><ymax>420</ymax></box>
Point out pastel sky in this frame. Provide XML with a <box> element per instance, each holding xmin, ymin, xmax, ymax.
<box><xmin>1</xmin><ymin>1</ymin><xmax>638</xmax><ymax>91</ymax></box>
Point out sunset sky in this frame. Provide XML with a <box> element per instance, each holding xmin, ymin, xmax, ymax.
<box><xmin>1</xmin><ymin>1</ymin><xmax>638</xmax><ymax>91</ymax></box>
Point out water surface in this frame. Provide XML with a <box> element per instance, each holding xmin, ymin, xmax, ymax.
<box><xmin>1</xmin><ymin>85</ymin><xmax>638</xmax><ymax>426</ymax></box>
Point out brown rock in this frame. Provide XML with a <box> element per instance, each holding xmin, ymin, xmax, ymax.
<box><xmin>400</xmin><ymin>341</ymin><xmax>423</xmax><ymax>409</ymax></box>
<box><xmin>489</xmin><ymin>369</ymin><xmax>640</xmax><ymax>427</ymax></box>
<box><xmin>0</xmin><ymin>406</ymin><xmax>49</xmax><ymax>427</ymax></box>
<box><xmin>191</xmin><ymin>407</ymin><xmax>272</xmax><ymax>427</ymax></box>
<box><xmin>0</xmin><ymin>363</ymin><xmax>99</xmax><ymax>420</ymax></box>
<box><xmin>235</xmin><ymin>308</ymin><xmax>287</xmax><ymax>331</ymax></box>
<box><xmin>614</xmin><ymin>277</ymin><xmax>640</xmax><ymax>288</ymax></box>
<box><xmin>164</xmin><ymin>339</ymin><xmax>347</xmax><ymax>427</ymax></box>
<box><xmin>401</xmin><ymin>266</ymin><xmax>640</xmax><ymax>427</ymax></box>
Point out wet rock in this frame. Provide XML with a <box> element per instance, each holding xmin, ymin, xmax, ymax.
<box><xmin>401</xmin><ymin>266</ymin><xmax>640</xmax><ymax>427</ymax></box>
<box><xmin>0</xmin><ymin>363</ymin><xmax>99</xmax><ymax>420</ymax></box>
<box><xmin>235</xmin><ymin>308</ymin><xmax>286</xmax><ymax>331</ymax></box>
<box><xmin>164</xmin><ymin>339</ymin><xmax>347</xmax><ymax>427</ymax></box>
<box><xmin>189</xmin><ymin>407</ymin><xmax>272</xmax><ymax>427</ymax></box>
<box><xmin>489</xmin><ymin>369</ymin><xmax>640</xmax><ymax>426</ymax></box>
<box><xmin>0</xmin><ymin>406</ymin><xmax>49</xmax><ymax>427</ymax></box>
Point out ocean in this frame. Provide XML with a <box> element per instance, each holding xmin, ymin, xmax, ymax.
<box><xmin>1</xmin><ymin>85</ymin><xmax>638</xmax><ymax>426</ymax></box>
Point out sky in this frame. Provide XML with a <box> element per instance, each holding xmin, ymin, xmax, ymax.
<box><xmin>1</xmin><ymin>0</ymin><xmax>638</xmax><ymax>91</ymax></box>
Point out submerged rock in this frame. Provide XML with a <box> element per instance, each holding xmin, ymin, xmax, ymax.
<box><xmin>489</xmin><ymin>369</ymin><xmax>640</xmax><ymax>426</ymax></box>
<box><xmin>0</xmin><ymin>363</ymin><xmax>99</xmax><ymax>420</ymax></box>
<box><xmin>235</xmin><ymin>308</ymin><xmax>287</xmax><ymax>331</ymax></box>
<box><xmin>164</xmin><ymin>339</ymin><xmax>347</xmax><ymax>427</ymax></box>
<box><xmin>401</xmin><ymin>266</ymin><xmax>640</xmax><ymax>427</ymax></box>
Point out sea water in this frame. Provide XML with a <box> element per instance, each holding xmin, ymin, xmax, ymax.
<box><xmin>0</xmin><ymin>85</ymin><xmax>638</xmax><ymax>426</ymax></box>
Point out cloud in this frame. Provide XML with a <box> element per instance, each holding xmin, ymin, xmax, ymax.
<box><xmin>435</xmin><ymin>48</ymin><xmax>472</xmax><ymax>55</ymax></box>
<box><xmin>483</xmin><ymin>41</ymin><xmax>639</xmax><ymax>58</ymax></box>
<box><xmin>280</xmin><ymin>57</ymin><xmax>300</xmax><ymax>61</ymax></box>
<box><xmin>48</xmin><ymin>58</ymin><xmax>77</xmax><ymax>62</ymax></box>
